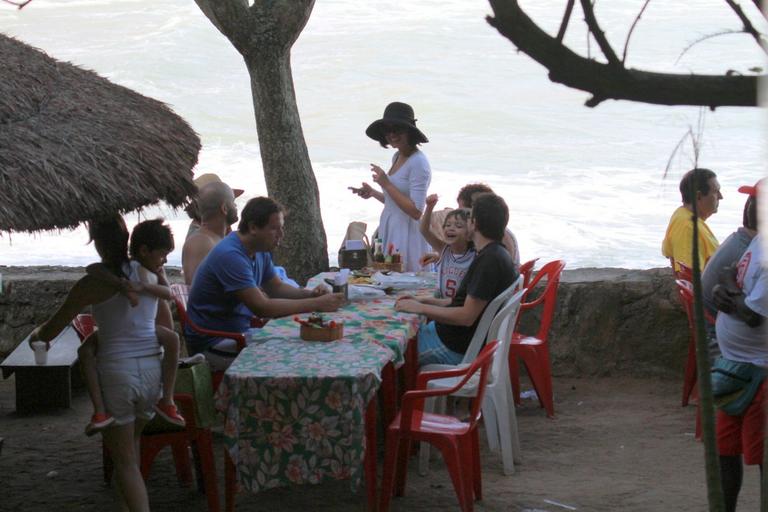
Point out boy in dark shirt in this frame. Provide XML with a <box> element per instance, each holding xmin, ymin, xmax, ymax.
<box><xmin>396</xmin><ymin>193</ymin><xmax>518</xmax><ymax>365</ymax></box>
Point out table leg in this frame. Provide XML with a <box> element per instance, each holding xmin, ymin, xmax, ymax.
<box><xmin>365</xmin><ymin>399</ymin><xmax>378</xmax><ymax>512</ymax></box>
<box><xmin>225</xmin><ymin>449</ymin><xmax>236</xmax><ymax>512</ymax></box>
<box><xmin>381</xmin><ymin>362</ymin><xmax>397</xmax><ymax>428</ymax></box>
<box><xmin>402</xmin><ymin>336</ymin><xmax>418</xmax><ymax>394</ymax></box>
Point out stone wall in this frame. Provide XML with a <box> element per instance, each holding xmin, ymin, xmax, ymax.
<box><xmin>0</xmin><ymin>266</ymin><xmax>689</xmax><ymax>378</ymax></box>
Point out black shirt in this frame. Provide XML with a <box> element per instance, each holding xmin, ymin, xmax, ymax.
<box><xmin>435</xmin><ymin>241</ymin><xmax>518</xmax><ymax>354</ymax></box>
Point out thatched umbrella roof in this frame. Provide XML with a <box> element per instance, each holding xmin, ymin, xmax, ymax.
<box><xmin>0</xmin><ymin>34</ymin><xmax>200</xmax><ymax>233</ymax></box>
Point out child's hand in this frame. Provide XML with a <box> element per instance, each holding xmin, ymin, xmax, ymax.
<box><xmin>425</xmin><ymin>194</ymin><xmax>438</xmax><ymax>209</ymax></box>
<box><xmin>121</xmin><ymin>279</ymin><xmax>141</xmax><ymax>307</ymax></box>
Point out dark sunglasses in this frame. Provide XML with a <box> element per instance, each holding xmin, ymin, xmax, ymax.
<box><xmin>382</xmin><ymin>124</ymin><xmax>406</xmax><ymax>134</ymax></box>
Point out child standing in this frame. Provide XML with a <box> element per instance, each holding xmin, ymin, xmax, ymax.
<box><xmin>418</xmin><ymin>194</ymin><xmax>475</xmax><ymax>301</ymax></box>
<box><xmin>78</xmin><ymin>218</ymin><xmax>185</xmax><ymax>435</ymax></box>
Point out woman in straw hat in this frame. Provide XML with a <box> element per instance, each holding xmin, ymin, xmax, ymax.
<box><xmin>350</xmin><ymin>102</ymin><xmax>432</xmax><ymax>272</ymax></box>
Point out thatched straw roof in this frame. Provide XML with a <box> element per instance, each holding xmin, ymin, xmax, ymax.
<box><xmin>0</xmin><ymin>34</ymin><xmax>200</xmax><ymax>233</ymax></box>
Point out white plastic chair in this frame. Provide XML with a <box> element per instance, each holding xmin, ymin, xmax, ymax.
<box><xmin>419</xmin><ymin>278</ymin><xmax>524</xmax><ymax>476</ymax></box>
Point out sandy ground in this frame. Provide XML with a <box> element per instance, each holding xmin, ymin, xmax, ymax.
<box><xmin>0</xmin><ymin>374</ymin><xmax>760</xmax><ymax>512</ymax></box>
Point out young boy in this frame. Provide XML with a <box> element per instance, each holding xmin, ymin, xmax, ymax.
<box><xmin>79</xmin><ymin>219</ymin><xmax>185</xmax><ymax>435</ymax></box>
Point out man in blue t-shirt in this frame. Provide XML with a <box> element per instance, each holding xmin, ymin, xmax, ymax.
<box><xmin>395</xmin><ymin>193</ymin><xmax>518</xmax><ymax>366</ymax></box>
<box><xmin>186</xmin><ymin>197</ymin><xmax>345</xmax><ymax>370</ymax></box>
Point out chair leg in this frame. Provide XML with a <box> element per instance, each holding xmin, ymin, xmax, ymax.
<box><xmin>481</xmin><ymin>396</ymin><xmax>500</xmax><ymax>453</ymax></box>
<box><xmin>682</xmin><ymin>335</ymin><xmax>697</xmax><ymax>407</ymax></box>
<box><xmin>195</xmin><ymin>432</ymin><xmax>220</xmax><ymax>512</ymax></box>
<box><xmin>508</xmin><ymin>354</ymin><xmax>522</xmax><ymax>406</ymax></box>
<box><xmin>140</xmin><ymin>442</ymin><xmax>163</xmax><ymax>481</ymax></box>
<box><xmin>394</xmin><ymin>437</ymin><xmax>411</xmax><ymax>497</ymax></box>
<box><xmin>170</xmin><ymin>442</ymin><xmax>194</xmax><ymax>486</ymax></box>
<box><xmin>436</xmin><ymin>440</ymin><xmax>470</xmax><ymax>512</ymax></box>
<box><xmin>418</xmin><ymin>396</ymin><xmax>440</xmax><ymax>476</ymax></box>
<box><xmin>504</xmin><ymin>380</ymin><xmax>523</xmax><ymax>466</ymax></box>
<box><xmin>523</xmin><ymin>352</ymin><xmax>555</xmax><ymax>418</ymax></box>
<box><xmin>490</xmin><ymin>388</ymin><xmax>516</xmax><ymax>475</ymax></box>
<box><xmin>470</xmin><ymin>430</ymin><xmax>482</xmax><ymax>501</ymax></box>
<box><xmin>224</xmin><ymin>449</ymin><xmax>237</xmax><ymax>512</ymax></box>
<box><xmin>379</xmin><ymin>430</ymin><xmax>400</xmax><ymax>512</ymax></box>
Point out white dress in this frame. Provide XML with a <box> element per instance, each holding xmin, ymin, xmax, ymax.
<box><xmin>377</xmin><ymin>150</ymin><xmax>432</xmax><ymax>272</ymax></box>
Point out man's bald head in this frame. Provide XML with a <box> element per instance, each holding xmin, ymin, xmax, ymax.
<box><xmin>198</xmin><ymin>182</ymin><xmax>237</xmax><ymax>223</ymax></box>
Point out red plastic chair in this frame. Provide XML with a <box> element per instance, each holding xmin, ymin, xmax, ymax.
<box><xmin>509</xmin><ymin>259</ymin><xmax>566</xmax><ymax>418</ymax></box>
<box><xmin>379</xmin><ymin>341</ymin><xmax>498</xmax><ymax>512</ymax></box>
<box><xmin>170</xmin><ymin>283</ymin><xmax>260</xmax><ymax>391</ymax></box>
<box><xmin>675</xmin><ymin>261</ymin><xmax>693</xmax><ymax>282</ymax></box>
<box><xmin>675</xmin><ymin>279</ymin><xmax>716</xmax><ymax>407</ymax></box>
<box><xmin>519</xmin><ymin>258</ymin><xmax>539</xmax><ymax>289</ymax></box>
<box><xmin>72</xmin><ymin>314</ymin><xmax>95</xmax><ymax>342</ymax></box>
<box><xmin>675</xmin><ymin>279</ymin><xmax>715</xmax><ymax>439</ymax></box>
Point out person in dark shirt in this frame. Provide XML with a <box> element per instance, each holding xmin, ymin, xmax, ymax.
<box><xmin>396</xmin><ymin>193</ymin><xmax>518</xmax><ymax>365</ymax></box>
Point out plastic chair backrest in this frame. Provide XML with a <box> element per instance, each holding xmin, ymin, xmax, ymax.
<box><xmin>519</xmin><ymin>258</ymin><xmax>539</xmax><ymax>289</ymax></box>
<box><xmin>675</xmin><ymin>261</ymin><xmax>693</xmax><ymax>282</ymax></box>
<box><xmin>486</xmin><ymin>289</ymin><xmax>525</xmax><ymax>385</ymax></box>
<box><xmin>516</xmin><ymin>259</ymin><xmax>566</xmax><ymax>342</ymax></box>
<box><xmin>72</xmin><ymin>313</ymin><xmax>95</xmax><ymax>341</ymax></box>
<box><xmin>462</xmin><ymin>341</ymin><xmax>499</xmax><ymax>427</ymax></box>
<box><xmin>462</xmin><ymin>275</ymin><xmax>524</xmax><ymax>363</ymax></box>
<box><xmin>170</xmin><ymin>283</ymin><xmax>190</xmax><ymax>326</ymax></box>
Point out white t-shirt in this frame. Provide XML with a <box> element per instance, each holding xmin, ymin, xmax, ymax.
<box><xmin>716</xmin><ymin>234</ymin><xmax>768</xmax><ymax>367</ymax></box>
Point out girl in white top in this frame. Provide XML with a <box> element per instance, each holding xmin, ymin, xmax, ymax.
<box><xmin>418</xmin><ymin>194</ymin><xmax>476</xmax><ymax>301</ymax></box>
<box><xmin>350</xmin><ymin>102</ymin><xmax>432</xmax><ymax>272</ymax></box>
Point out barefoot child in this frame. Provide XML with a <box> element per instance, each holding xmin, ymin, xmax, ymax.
<box><xmin>79</xmin><ymin>218</ymin><xmax>185</xmax><ymax>435</ymax></box>
<box><xmin>418</xmin><ymin>194</ymin><xmax>475</xmax><ymax>301</ymax></box>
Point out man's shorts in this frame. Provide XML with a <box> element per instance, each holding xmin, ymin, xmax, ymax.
<box><xmin>417</xmin><ymin>321</ymin><xmax>464</xmax><ymax>367</ymax></box>
<box><xmin>98</xmin><ymin>355</ymin><xmax>162</xmax><ymax>426</ymax></box>
<box><xmin>202</xmin><ymin>338</ymin><xmax>240</xmax><ymax>372</ymax></box>
<box><xmin>716</xmin><ymin>380</ymin><xmax>767</xmax><ymax>465</ymax></box>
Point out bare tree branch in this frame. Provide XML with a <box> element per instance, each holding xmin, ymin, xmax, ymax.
<box><xmin>724</xmin><ymin>0</ymin><xmax>768</xmax><ymax>53</ymax></box>
<box><xmin>486</xmin><ymin>0</ymin><xmax>759</xmax><ymax>107</ymax></box>
<box><xmin>556</xmin><ymin>0</ymin><xmax>576</xmax><ymax>42</ymax></box>
<box><xmin>622</xmin><ymin>0</ymin><xmax>651</xmax><ymax>64</ymax></box>
<box><xmin>675</xmin><ymin>30</ymin><xmax>743</xmax><ymax>65</ymax></box>
<box><xmin>579</xmin><ymin>0</ymin><xmax>621</xmax><ymax>66</ymax></box>
<box><xmin>1</xmin><ymin>0</ymin><xmax>32</xmax><ymax>8</ymax></box>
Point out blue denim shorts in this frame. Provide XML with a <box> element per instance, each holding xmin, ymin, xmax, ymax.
<box><xmin>417</xmin><ymin>321</ymin><xmax>464</xmax><ymax>367</ymax></box>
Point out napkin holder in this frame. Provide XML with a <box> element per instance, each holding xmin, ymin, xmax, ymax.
<box><xmin>300</xmin><ymin>322</ymin><xmax>344</xmax><ymax>342</ymax></box>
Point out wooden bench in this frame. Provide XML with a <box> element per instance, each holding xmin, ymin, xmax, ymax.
<box><xmin>1</xmin><ymin>326</ymin><xmax>81</xmax><ymax>413</ymax></box>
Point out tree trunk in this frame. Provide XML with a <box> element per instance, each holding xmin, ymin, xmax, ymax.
<box><xmin>193</xmin><ymin>0</ymin><xmax>327</xmax><ymax>285</ymax></box>
<box><xmin>244</xmin><ymin>50</ymin><xmax>328</xmax><ymax>284</ymax></box>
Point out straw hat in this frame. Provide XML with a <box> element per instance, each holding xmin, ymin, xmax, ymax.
<box><xmin>194</xmin><ymin>173</ymin><xmax>244</xmax><ymax>198</ymax></box>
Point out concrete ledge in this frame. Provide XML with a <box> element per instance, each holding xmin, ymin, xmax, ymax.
<box><xmin>0</xmin><ymin>266</ymin><xmax>687</xmax><ymax>378</ymax></box>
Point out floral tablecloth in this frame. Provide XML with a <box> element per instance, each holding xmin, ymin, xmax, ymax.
<box><xmin>215</xmin><ymin>272</ymin><xmax>435</xmax><ymax>495</ymax></box>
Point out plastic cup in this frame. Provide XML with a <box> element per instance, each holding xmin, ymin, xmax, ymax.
<box><xmin>30</xmin><ymin>341</ymin><xmax>47</xmax><ymax>365</ymax></box>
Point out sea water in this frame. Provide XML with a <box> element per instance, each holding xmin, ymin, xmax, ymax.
<box><xmin>1</xmin><ymin>0</ymin><xmax>765</xmax><ymax>270</ymax></box>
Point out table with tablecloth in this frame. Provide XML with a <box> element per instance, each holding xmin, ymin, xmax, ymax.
<box><xmin>214</xmin><ymin>272</ymin><xmax>435</xmax><ymax>504</ymax></box>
